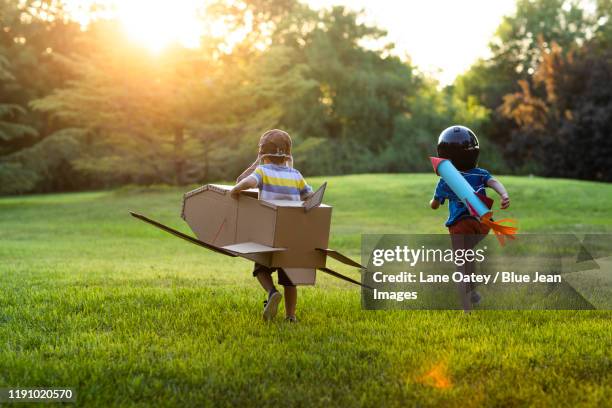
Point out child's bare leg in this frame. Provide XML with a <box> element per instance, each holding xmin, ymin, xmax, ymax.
<box><xmin>464</xmin><ymin>260</ymin><xmax>475</xmax><ymax>291</ymax></box>
<box><xmin>257</xmin><ymin>272</ymin><xmax>277</xmax><ymax>293</ymax></box>
<box><xmin>256</xmin><ymin>267</ymin><xmax>282</xmax><ymax>321</ymax></box>
<box><xmin>451</xmin><ymin>234</ymin><xmax>472</xmax><ymax>311</ymax></box>
<box><xmin>456</xmin><ymin>263</ymin><xmax>472</xmax><ymax>312</ymax></box>
<box><xmin>284</xmin><ymin>286</ymin><xmax>297</xmax><ymax>317</ymax></box>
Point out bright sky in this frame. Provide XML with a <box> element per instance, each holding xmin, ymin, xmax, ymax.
<box><xmin>115</xmin><ymin>1</ymin><xmax>204</xmax><ymax>51</ymax></box>
<box><xmin>67</xmin><ymin>0</ymin><xmax>518</xmax><ymax>85</ymax></box>
<box><xmin>308</xmin><ymin>0</ymin><xmax>517</xmax><ymax>85</ymax></box>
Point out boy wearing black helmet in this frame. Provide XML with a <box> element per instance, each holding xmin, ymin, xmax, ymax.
<box><xmin>430</xmin><ymin>125</ymin><xmax>511</xmax><ymax>305</ymax></box>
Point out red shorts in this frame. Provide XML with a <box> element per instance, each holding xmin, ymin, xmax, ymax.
<box><xmin>448</xmin><ymin>217</ymin><xmax>490</xmax><ymax>250</ymax></box>
<box><xmin>448</xmin><ymin>217</ymin><xmax>491</xmax><ymax>235</ymax></box>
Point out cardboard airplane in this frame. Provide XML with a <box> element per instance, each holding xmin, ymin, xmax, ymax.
<box><xmin>130</xmin><ymin>183</ymin><xmax>370</xmax><ymax>288</ymax></box>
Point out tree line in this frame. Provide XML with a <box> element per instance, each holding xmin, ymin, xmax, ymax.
<box><xmin>1</xmin><ymin>0</ymin><xmax>610</xmax><ymax>195</ymax></box>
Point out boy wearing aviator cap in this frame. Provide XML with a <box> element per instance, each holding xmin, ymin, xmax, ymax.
<box><xmin>231</xmin><ymin>129</ymin><xmax>313</xmax><ymax>322</ymax></box>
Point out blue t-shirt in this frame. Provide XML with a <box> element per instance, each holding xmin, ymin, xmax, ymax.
<box><xmin>433</xmin><ymin>168</ymin><xmax>493</xmax><ymax>227</ymax></box>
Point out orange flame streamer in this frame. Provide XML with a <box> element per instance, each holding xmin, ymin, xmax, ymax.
<box><xmin>481</xmin><ymin>213</ymin><xmax>518</xmax><ymax>246</ymax></box>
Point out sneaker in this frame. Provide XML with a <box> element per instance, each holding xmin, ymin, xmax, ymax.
<box><xmin>470</xmin><ymin>290</ymin><xmax>481</xmax><ymax>305</ymax></box>
<box><xmin>285</xmin><ymin>316</ymin><xmax>298</xmax><ymax>323</ymax></box>
<box><xmin>263</xmin><ymin>290</ymin><xmax>282</xmax><ymax>321</ymax></box>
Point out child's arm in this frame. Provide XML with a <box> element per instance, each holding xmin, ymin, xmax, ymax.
<box><xmin>301</xmin><ymin>190</ymin><xmax>314</xmax><ymax>200</ymax></box>
<box><xmin>297</xmin><ymin>172</ymin><xmax>313</xmax><ymax>200</ymax></box>
<box><xmin>431</xmin><ymin>180</ymin><xmax>447</xmax><ymax>209</ymax></box>
<box><xmin>236</xmin><ymin>155</ymin><xmax>262</xmax><ymax>183</ymax></box>
<box><xmin>230</xmin><ymin>176</ymin><xmax>257</xmax><ymax>199</ymax></box>
<box><xmin>487</xmin><ymin>178</ymin><xmax>510</xmax><ymax>209</ymax></box>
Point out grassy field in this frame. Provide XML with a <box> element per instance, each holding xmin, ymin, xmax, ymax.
<box><xmin>1</xmin><ymin>174</ymin><xmax>611</xmax><ymax>407</ymax></box>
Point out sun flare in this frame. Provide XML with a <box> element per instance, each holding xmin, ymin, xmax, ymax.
<box><xmin>115</xmin><ymin>0</ymin><xmax>206</xmax><ymax>53</ymax></box>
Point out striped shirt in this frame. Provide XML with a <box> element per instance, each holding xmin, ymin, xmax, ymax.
<box><xmin>248</xmin><ymin>164</ymin><xmax>312</xmax><ymax>201</ymax></box>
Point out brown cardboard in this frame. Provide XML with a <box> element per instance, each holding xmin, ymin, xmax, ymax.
<box><xmin>271</xmin><ymin>205</ymin><xmax>331</xmax><ymax>268</ymax></box>
<box><xmin>222</xmin><ymin>242</ymin><xmax>286</xmax><ymax>254</ymax></box>
<box><xmin>316</xmin><ymin>248</ymin><xmax>364</xmax><ymax>269</ymax></box>
<box><xmin>303</xmin><ymin>182</ymin><xmax>327</xmax><ymax>212</ymax></box>
<box><xmin>182</xmin><ymin>185</ymin><xmax>238</xmax><ymax>247</ymax></box>
<box><xmin>181</xmin><ymin>184</ymin><xmax>332</xmax><ymax>271</ymax></box>
<box><xmin>283</xmin><ymin>268</ymin><xmax>317</xmax><ymax>285</ymax></box>
<box><xmin>235</xmin><ymin>195</ymin><xmax>277</xmax><ymax>247</ymax></box>
<box><xmin>130</xmin><ymin>182</ymin><xmax>368</xmax><ymax>288</ymax></box>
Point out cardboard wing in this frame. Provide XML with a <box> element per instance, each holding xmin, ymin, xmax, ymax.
<box><xmin>221</xmin><ymin>241</ymin><xmax>287</xmax><ymax>267</ymax></box>
<box><xmin>130</xmin><ymin>183</ymin><xmax>369</xmax><ymax>288</ymax></box>
<box><xmin>130</xmin><ymin>211</ymin><xmax>284</xmax><ymax>255</ymax></box>
<box><xmin>316</xmin><ymin>248</ymin><xmax>365</xmax><ymax>269</ymax></box>
<box><xmin>129</xmin><ymin>212</ymin><xmax>237</xmax><ymax>257</ymax></box>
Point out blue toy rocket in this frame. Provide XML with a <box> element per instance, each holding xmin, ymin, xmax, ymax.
<box><xmin>430</xmin><ymin>156</ymin><xmax>518</xmax><ymax>244</ymax></box>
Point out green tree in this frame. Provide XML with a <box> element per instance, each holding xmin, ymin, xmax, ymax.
<box><xmin>31</xmin><ymin>22</ymin><xmax>216</xmax><ymax>185</ymax></box>
<box><xmin>457</xmin><ymin>0</ymin><xmax>596</xmax><ymax>109</ymax></box>
<box><xmin>30</xmin><ymin>11</ymin><xmax>320</xmax><ymax>186</ymax></box>
<box><xmin>454</xmin><ymin>0</ymin><xmax>606</xmax><ymax>169</ymax></box>
<box><xmin>500</xmin><ymin>40</ymin><xmax>612</xmax><ymax>180</ymax></box>
<box><xmin>279</xmin><ymin>6</ymin><xmax>419</xmax><ymax>174</ymax></box>
<box><xmin>208</xmin><ymin>1</ymin><xmax>421</xmax><ymax>175</ymax></box>
<box><xmin>0</xmin><ymin>0</ymin><xmax>85</xmax><ymax>194</ymax></box>
<box><xmin>0</xmin><ymin>55</ymin><xmax>37</xmax><ymax>151</ymax></box>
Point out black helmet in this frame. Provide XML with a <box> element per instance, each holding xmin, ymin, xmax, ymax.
<box><xmin>436</xmin><ymin>125</ymin><xmax>480</xmax><ymax>171</ymax></box>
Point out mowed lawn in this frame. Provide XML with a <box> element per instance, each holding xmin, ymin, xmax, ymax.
<box><xmin>1</xmin><ymin>174</ymin><xmax>611</xmax><ymax>407</ymax></box>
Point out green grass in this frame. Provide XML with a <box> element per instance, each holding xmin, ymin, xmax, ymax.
<box><xmin>1</xmin><ymin>174</ymin><xmax>611</xmax><ymax>407</ymax></box>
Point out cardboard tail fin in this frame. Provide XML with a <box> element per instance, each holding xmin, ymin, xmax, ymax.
<box><xmin>318</xmin><ymin>267</ymin><xmax>372</xmax><ymax>290</ymax></box>
<box><xmin>129</xmin><ymin>211</ymin><xmax>237</xmax><ymax>257</ymax></box>
<box><xmin>303</xmin><ymin>182</ymin><xmax>327</xmax><ymax>212</ymax></box>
